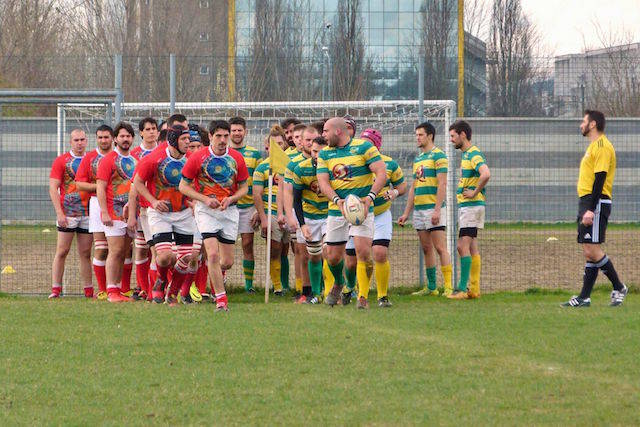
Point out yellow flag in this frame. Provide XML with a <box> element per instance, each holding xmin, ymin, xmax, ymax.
<box><xmin>268</xmin><ymin>137</ymin><xmax>291</xmax><ymax>175</ymax></box>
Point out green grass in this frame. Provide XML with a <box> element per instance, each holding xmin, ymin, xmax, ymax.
<box><xmin>1</xmin><ymin>291</ymin><xmax>639</xmax><ymax>425</ymax></box>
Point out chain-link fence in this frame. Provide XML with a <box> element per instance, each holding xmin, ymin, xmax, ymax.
<box><xmin>1</xmin><ymin>96</ymin><xmax>638</xmax><ymax>295</ymax></box>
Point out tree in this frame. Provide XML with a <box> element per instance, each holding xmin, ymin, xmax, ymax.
<box><xmin>419</xmin><ymin>0</ymin><xmax>456</xmax><ymax>100</ymax></box>
<box><xmin>487</xmin><ymin>0</ymin><xmax>546</xmax><ymax>116</ymax></box>
<box><xmin>328</xmin><ymin>0</ymin><xmax>374</xmax><ymax>100</ymax></box>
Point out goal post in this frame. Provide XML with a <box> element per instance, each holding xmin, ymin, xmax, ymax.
<box><xmin>59</xmin><ymin>100</ymin><xmax>457</xmax><ymax>293</ymax></box>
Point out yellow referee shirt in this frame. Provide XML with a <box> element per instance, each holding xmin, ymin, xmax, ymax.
<box><xmin>577</xmin><ymin>134</ymin><xmax>616</xmax><ymax>198</ymax></box>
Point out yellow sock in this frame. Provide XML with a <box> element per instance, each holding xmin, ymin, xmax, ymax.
<box><xmin>295</xmin><ymin>277</ymin><xmax>303</xmax><ymax>293</ymax></box>
<box><xmin>375</xmin><ymin>260</ymin><xmax>390</xmax><ymax>299</ymax></box>
<box><xmin>323</xmin><ymin>259</ymin><xmax>334</xmax><ymax>297</ymax></box>
<box><xmin>441</xmin><ymin>264</ymin><xmax>453</xmax><ymax>293</ymax></box>
<box><xmin>470</xmin><ymin>255</ymin><xmax>481</xmax><ymax>295</ymax></box>
<box><xmin>356</xmin><ymin>260</ymin><xmax>373</xmax><ymax>299</ymax></box>
<box><xmin>270</xmin><ymin>258</ymin><xmax>282</xmax><ymax>291</ymax></box>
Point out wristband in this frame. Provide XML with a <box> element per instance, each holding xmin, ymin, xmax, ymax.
<box><xmin>392</xmin><ymin>189</ymin><xmax>399</xmax><ymax>198</ymax></box>
<box><xmin>332</xmin><ymin>196</ymin><xmax>340</xmax><ymax>204</ymax></box>
<box><xmin>367</xmin><ymin>192</ymin><xmax>376</xmax><ymax>202</ymax></box>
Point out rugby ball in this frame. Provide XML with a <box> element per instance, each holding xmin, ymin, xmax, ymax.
<box><xmin>344</xmin><ymin>194</ymin><xmax>366</xmax><ymax>226</ymax></box>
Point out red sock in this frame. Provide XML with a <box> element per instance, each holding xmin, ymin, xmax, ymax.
<box><xmin>157</xmin><ymin>264</ymin><xmax>170</xmax><ymax>282</ymax></box>
<box><xmin>121</xmin><ymin>258</ymin><xmax>133</xmax><ymax>293</ymax></box>
<box><xmin>84</xmin><ymin>286</ymin><xmax>94</xmax><ymax>298</ymax></box>
<box><xmin>215</xmin><ymin>292</ymin><xmax>228</xmax><ymax>307</ymax></box>
<box><xmin>135</xmin><ymin>258</ymin><xmax>150</xmax><ymax>294</ymax></box>
<box><xmin>169</xmin><ymin>270</ymin><xmax>185</xmax><ymax>296</ymax></box>
<box><xmin>196</xmin><ymin>262</ymin><xmax>208</xmax><ymax>294</ymax></box>
<box><xmin>92</xmin><ymin>259</ymin><xmax>107</xmax><ymax>293</ymax></box>
<box><xmin>180</xmin><ymin>273</ymin><xmax>196</xmax><ymax>297</ymax></box>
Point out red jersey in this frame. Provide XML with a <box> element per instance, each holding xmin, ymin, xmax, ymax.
<box><xmin>136</xmin><ymin>147</ymin><xmax>189</xmax><ymax>212</ymax></box>
<box><xmin>131</xmin><ymin>144</ymin><xmax>157</xmax><ymax>208</ymax></box>
<box><xmin>97</xmin><ymin>148</ymin><xmax>137</xmax><ymax>221</ymax></box>
<box><xmin>50</xmin><ymin>151</ymin><xmax>89</xmax><ymax>217</ymax></box>
<box><xmin>76</xmin><ymin>149</ymin><xmax>108</xmax><ymax>197</ymax></box>
<box><xmin>182</xmin><ymin>146</ymin><xmax>249</xmax><ymax>203</ymax></box>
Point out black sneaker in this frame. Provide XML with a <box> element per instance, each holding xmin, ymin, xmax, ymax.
<box><xmin>341</xmin><ymin>290</ymin><xmax>353</xmax><ymax>306</ymax></box>
<box><xmin>180</xmin><ymin>294</ymin><xmax>193</xmax><ymax>305</ymax></box>
<box><xmin>307</xmin><ymin>296</ymin><xmax>321</xmax><ymax>304</ymax></box>
<box><xmin>274</xmin><ymin>290</ymin><xmax>284</xmax><ymax>297</ymax></box>
<box><xmin>201</xmin><ymin>293</ymin><xmax>212</xmax><ymax>302</ymax></box>
<box><xmin>130</xmin><ymin>287</ymin><xmax>143</xmax><ymax>300</ymax></box>
<box><xmin>378</xmin><ymin>296</ymin><xmax>392</xmax><ymax>308</ymax></box>
<box><xmin>165</xmin><ymin>295</ymin><xmax>178</xmax><ymax>306</ymax></box>
<box><xmin>561</xmin><ymin>296</ymin><xmax>591</xmax><ymax>307</ymax></box>
<box><xmin>610</xmin><ymin>285</ymin><xmax>628</xmax><ymax>307</ymax></box>
<box><xmin>246</xmin><ymin>288</ymin><xmax>256</xmax><ymax>294</ymax></box>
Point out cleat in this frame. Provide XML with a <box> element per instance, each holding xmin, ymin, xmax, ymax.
<box><xmin>412</xmin><ymin>288</ymin><xmax>440</xmax><ymax>296</ymax></box>
<box><xmin>610</xmin><ymin>285</ymin><xmax>628</xmax><ymax>307</ymax></box>
<box><xmin>295</xmin><ymin>295</ymin><xmax>308</xmax><ymax>304</ymax></box>
<box><xmin>48</xmin><ymin>292</ymin><xmax>61</xmax><ymax>299</ymax></box>
<box><xmin>325</xmin><ymin>284</ymin><xmax>343</xmax><ymax>307</ymax></box>
<box><xmin>246</xmin><ymin>288</ymin><xmax>256</xmax><ymax>294</ymax></box>
<box><xmin>121</xmin><ymin>290</ymin><xmax>134</xmax><ymax>298</ymax></box>
<box><xmin>151</xmin><ymin>290</ymin><xmax>165</xmax><ymax>304</ymax></box>
<box><xmin>377</xmin><ymin>296</ymin><xmax>392</xmax><ymax>308</ymax></box>
<box><xmin>215</xmin><ymin>303</ymin><xmax>229</xmax><ymax>312</ymax></box>
<box><xmin>179</xmin><ymin>294</ymin><xmax>193</xmax><ymax>305</ymax></box>
<box><xmin>165</xmin><ymin>295</ymin><xmax>178</xmax><ymax>306</ymax></box>
<box><xmin>96</xmin><ymin>291</ymin><xmax>108</xmax><ymax>301</ymax></box>
<box><xmin>274</xmin><ymin>290</ymin><xmax>284</xmax><ymax>297</ymax></box>
<box><xmin>201</xmin><ymin>292</ymin><xmax>211</xmax><ymax>301</ymax></box>
<box><xmin>107</xmin><ymin>292</ymin><xmax>132</xmax><ymax>303</ymax></box>
<box><xmin>307</xmin><ymin>296</ymin><xmax>322</xmax><ymax>304</ymax></box>
<box><xmin>447</xmin><ymin>290</ymin><xmax>469</xmax><ymax>300</ymax></box>
<box><xmin>189</xmin><ymin>284</ymin><xmax>202</xmax><ymax>303</ymax></box>
<box><xmin>131</xmin><ymin>289</ymin><xmax>146</xmax><ymax>301</ymax></box>
<box><xmin>467</xmin><ymin>291</ymin><xmax>480</xmax><ymax>299</ymax></box>
<box><xmin>341</xmin><ymin>290</ymin><xmax>353</xmax><ymax>306</ymax></box>
<box><xmin>356</xmin><ymin>296</ymin><xmax>369</xmax><ymax>309</ymax></box>
<box><xmin>561</xmin><ymin>296</ymin><xmax>591</xmax><ymax>307</ymax></box>
<box><xmin>442</xmin><ymin>288</ymin><xmax>453</xmax><ymax>297</ymax></box>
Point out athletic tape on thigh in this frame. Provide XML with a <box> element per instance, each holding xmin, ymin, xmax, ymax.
<box><xmin>175</xmin><ymin>247</ymin><xmax>192</xmax><ymax>273</ymax></box>
<box><xmin>135</xmin><ymin>235</ymin><xmax>149</xmax><ymax>249</ymax></box>
<box><xmin>94</xmin><ymin>239</ymin><xmax>108</xmax><ymax>250</ymax></box>
<box><xmin>306</xmin><ymin>240</ymin><xmax>323</xmax><ymax>256</ymax></box>
<box><xmin>155</xmin><ymin>242</ymin><xmax>173</xmax><ymax>253</ymax></box>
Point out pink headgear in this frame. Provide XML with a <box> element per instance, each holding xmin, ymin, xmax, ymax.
<box><xmin>360</xmin><ymin>128</ymin><xmax>382</xmax><ymax>150</ymax></box>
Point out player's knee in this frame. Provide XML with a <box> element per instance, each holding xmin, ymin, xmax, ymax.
<box><xmin>206</xmin><ymin>251</ymin><xmax>221</xmax><ymax>266</ymax></box>
<box><xmin>156</xmin><ymin>250</ymin><xmax>174</xmax><ymax>267</ymax></box>
<box><xmin>241</xmin><ymin>240</ymin><xmax>253</xmax><ymax>257</ymax></box>
<box><xmin>372</xmin><ymin>246</ymin><xmax>387</xmax><ymax>263</ymax></box>
<box><xmin>220</xmin><ymin>260</ymin><xmax>234</xmax><ymax>271</ymax></box>
<box><xmin>56</xmin><ymin>245</ymin><xmax>71</xmax><ymax>259</ymax></box>
<box><xmin>94</xmin><ymin>248</ymin><xmax>108</xmax><ymax>261</ymax></box>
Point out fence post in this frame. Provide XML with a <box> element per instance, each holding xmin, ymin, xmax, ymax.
<box><xmin>114</xmin><ymin>54</ymin><xmax>122</xmax><ymax>123</ymax></box>
<box><xmin>170</xmin><ymin>54</ymin><xmax>176</xmax><ymax>114</ymax></box>
<box><xmin>417</xmin><ymin>54</ymin><xmax>425</xmax><ymax>288</ymax></box>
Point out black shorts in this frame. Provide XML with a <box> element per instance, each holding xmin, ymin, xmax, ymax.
<box><xmin>57</xmin><ymin>226</ymin><xmax>90</xmax><ymax>234</ymax></box>
<box><xmin>577</xmin><ymin>196</ymin><xmax>611</xmax><ymax>244</ymax></box>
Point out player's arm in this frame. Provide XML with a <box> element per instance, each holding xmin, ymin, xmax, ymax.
<box><xmin>75</xmin><ymin>181</ymin><xmax>96</xmax><ymax>193</ymax></box>
<box><xmin>276</xmin><ymin>178</ymin><xmax>286</xmax><ymax>228</ymax></box>
<box><xmin>398</xmin><ymin>181</ymin><xmax>415</xmax><ymax>226</ymax></box>
<box><xmin>317</xmin><ymin>170</ymin><xmax>343</xmax><ymax>213</ymax></box>
<box><xmin>364</xmin><ymin>159</ymin><xmax>387</xmax><ymax>214</ymax></box>
<box><xmin>463</xmin><ymin>164</ymin><xmax>490</xmax><ymax>199</ymax></box>
<box><xmin>96</xmin><ymin>179</ymin><xmax>112</xmax><ymax>226</ymax></box>
<box><xmin>221</xmin><ymin>180</ymin><xmax>248</xmax><ymax>210</ymax></box>
<box><xmin>48</xmin><ymin>177</ymin><xmax>67</xmax><ymax>227</ymax></box>
<box><xmin>178</xmin><ymin>179</ymin><xmax>215</xmax><ymax>206</ymax></box>
<box><xmin>75</xmin><ymin>157</ymin><xmax>94</xmax><ymax>193</ymax></box>
<box><xmin>384</xmin><ymin>165</ymin><xmax>407</xmax><ymax>200</ymax></box>
<box><xmin>133</xmin><ymin>174</ymin><xmax>168</xmax><ymax>212</ymax></box>
<box><xmin>252</xmin><ymin>180</ymin><xmax>268</xmax><ymax>234</ymax></box>
<box><xmin>432</xmin><ymin>171</ymin><xmax>447</xmax><ymax>225</ymax></box>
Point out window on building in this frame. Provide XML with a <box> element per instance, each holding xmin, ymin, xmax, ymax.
<box><xmin>199</xmin><ymin>32</ymin><xmax>209</xmax><ymax>42</ymax></box>
<box><xmin>200</xmin><ymin>65</ymin><xmax>210</xmax><ymax>75</ymax></box>
<box><xmin>199</xmin><ymin>0</ymin><xmax>209</xmax><ymax>8</ymax></box>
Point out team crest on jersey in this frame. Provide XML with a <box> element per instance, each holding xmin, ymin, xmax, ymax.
<box><xmin>332</xmin><ymin>163</ymin><xmax>352</xmax><ymax>180</ymax></box>
<box><xmin>115</xmin><ymin>156</ymin><xmax>136</xmax><ymax>180</ymax></box>
<box><xmin>349</xmin><ymin>147</ymin><xmax>359</xmax><ymax>155</ymax></box>
<box><xmin>158</xmin><ymin>157</ymin><xmax>185</xmax><ymax>187</ymax></box>
<box><xmin>65</xmin><ymin>157</ymin><xmax>82</xmax><ymax>180</ymax></box>
<box><xmin>203</xmin><ymin>156</ymin><xmax>236</xmax><ymax>188</ymax></box>
<box><xmin>310</xmin><ymin>180</ymin><xmax>322</xmax><ymax>196</ymax></box>
<box><xmin>90</xmin><ymin>154</ymin><xmax>103</xmax><ymax>179</ymax></box>
<box><xmin>415</xmin><ymin>165</ymin><xmax>425</xmax><ymax>180</ymax></box>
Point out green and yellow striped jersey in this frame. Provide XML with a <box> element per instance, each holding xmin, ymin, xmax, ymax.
<box><xmin>457</xmin><ymin>145</ymin><xmax>487</xmax><ymax>207</ymax></box>
<box><xmin>292</xmin><ymin>157</ymin><xmax>328</xmax><ymax>219</ymax></box>
<box><xmin>413</xmin><ymin>147</ymin><xmax>448</xmax><ymax>210</ymax></box>
<box><xmin>316</xmin><ymin>138</ymin><xmax>381</xmax><ymax>217</ymax></box>
<box><xmin>373</xmin><ymin>154</ymin><xmax>404</xmax><ymax>216</ymax></box>
<box><xmin>285</xmin><ymin>146</ymin><xmax>300</xmax><ymax>161</ymax></box>
<box><xmin>284</xmin><ymin>152</ymin><xmax>308</xmax><ymax>185</ymax></box>
<box><xmin>252</xmin><ymin>158</ymin><xmax>280</xmax><ymax>215</ymax></box>
<box><xmin>235</xmin><ymin>145</ymin><xmax>262</xmax><ymax>209</ymax></box>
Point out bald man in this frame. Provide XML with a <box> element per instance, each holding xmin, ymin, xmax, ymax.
<box><xmin>316</xmin><ymin>118</ymin><xmax>387</xmax><ymax>309</ymax></box>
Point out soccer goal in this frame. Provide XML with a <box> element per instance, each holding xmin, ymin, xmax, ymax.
<box><xmin>55</xmin><ymin>100</ymin><xmax>457</xmax><ymax>293</ymax></box>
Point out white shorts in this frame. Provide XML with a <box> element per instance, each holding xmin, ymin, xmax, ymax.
<box><xmin>137</xmin><ymin>207</ymin><xmax>153</xmax><ymax>242</ymax></box>
<box><xmin>325</xmin><ymin>212</ymin><xmax>374</xmax><ymax>244</ymax></box>
<box><xmin>459</xmin><ymin>205</ymin><xmax>485</xmax><ymax>229</ymax></box>
<box><xmin>238</xmin><ymin>206</ymin><xmax>257</xmax><ymax>234</ymax></box>
<box><xmin>57</xmin><ymin>215</ymin><xmax>90</xmax><ymax>233</ymax></box>
<box><xmin>194</xmin><ymin>201</ymin><xmax>239</xmax><ymax>244</ymax></box>
<box><xmin>147</xmin><ymin>207</ymin><xmax>197</xmax><ymax>237</ymax></box>
<box><xmin>345</xmin><ymin>209</ymin><xmax>393</xmax><ymax>249</ymax></box>
<box><xmin>261</xmin><ymin>216</ymin><xmax>290</xmax><ymax>243</ymax></box>
<box><xmin>103</xmin><ymin>220</ymin><xmax>135</xmax><ymax>238</ymax></box>
<box><xmin>88</xmin><ymin>196</ymin><xmax>105</xmax><ymax>233</ymax></box>
<box><xmin>414</xmin><ymin>206</ymin><xmax>447</xmax><ymax>231</ymax></box>
<box><xmin>296</xmin><ymin>218</ymin><xmax>327</xmax><ymax>244</ymax></box>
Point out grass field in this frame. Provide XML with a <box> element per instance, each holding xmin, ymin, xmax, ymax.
<box><xmin>1</xmin><ymin>289</ymin><xmax>638</xmax><ymax>425</ymax></box>
<box><xmin>2</xmin><ymin>223</ymin><xmax>638</xmax><ymax>295</ymax></box>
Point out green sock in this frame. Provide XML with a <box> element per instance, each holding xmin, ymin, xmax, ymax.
<box><xmin>280</xmin><ymin>254</ymin><xmax>290</xmax><ymax>290</ymax></box>
<box><xmin>243</xmin><ymin>260</ymin><xmax>255</xmax><ymax>291</ymax></box>
<box><xmin>308</xmin><ymin>260</ymin><xmax>323</xmax><ymax>296</ymax></box>
<box><xmin>426</xmin><ymin>266</ymin><xmax>437</xmax><ymax>291</ymax></box>
<box><xmin>328</xmin><ymin>260</ymin><xmax>345</xmax><ymax>287</ymax></box>
<box><xmin>345</xmin><ymin>267</ymin><xmax>357</xmax><ymax>291</ymax></box>
<box><xmin>458</xmin><ymin>256</ymin><xmax>472</xmax><ymax>291</ymax></box>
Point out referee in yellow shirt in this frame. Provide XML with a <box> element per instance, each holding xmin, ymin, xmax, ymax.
<box><xmin>562</xmin><ymin>110</ymin><xmax>628</xmax><ymax>307</ymax></box>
